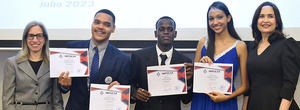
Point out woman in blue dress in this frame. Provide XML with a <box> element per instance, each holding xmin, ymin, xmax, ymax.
<box><xmin>191</xmin><ymin>1</ymin><xmax>249</xmax><ymax>110</ymax></box>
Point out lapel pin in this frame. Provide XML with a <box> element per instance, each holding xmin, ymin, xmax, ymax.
<box><xmin>105</xmin><ymin>76</ymin><xmax>112</xmax><ymax>84</ymax></box>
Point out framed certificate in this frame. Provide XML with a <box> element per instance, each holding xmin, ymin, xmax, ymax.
<box><xmin>193</xmin><ymin>62</ymin><xmax>233</xmax><ymax>94</ymax></box>
<box><xmin>89</xmin><ymin>84</ymin><xmax>130</xmax><ymax>110</ymax></box>
<box><xmin>147</xmin><ymin>64</ymin><xmax>187</xmax><ymax>97</ymax></box>
<box><xmin>49</xmin><ymin>48</ymin><xmax>89</xmax><ymax>78</ymax></box>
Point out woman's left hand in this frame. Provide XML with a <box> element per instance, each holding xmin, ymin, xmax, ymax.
<box><xmin>206</xmin><ymin>91</ymin><xmax>230</xmax><ymax>102</ymax></box>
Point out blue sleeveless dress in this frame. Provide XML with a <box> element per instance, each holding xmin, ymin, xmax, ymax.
<box><xmin>191</xmin><ymin>40</ymin><xmax>240</xmax><ymax>110</ymax></box>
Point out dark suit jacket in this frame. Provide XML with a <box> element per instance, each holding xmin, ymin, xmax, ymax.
<box><xmin>62</xmin><ymin>40</ymin><xmax>131</xmax><ymax>110</ymax></box>
<box><xmin>130</xmin><ymin>46</ymin><xmax>192</xmax><ymax>110</ymax></box>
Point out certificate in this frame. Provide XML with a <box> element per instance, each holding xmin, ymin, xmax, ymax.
<box><xmin>89</xmin><ymin>84</ymin><xmax>130</xmax><ymax>110</ymax></box>
<box><xmin>50</xmin><ymin>48</ymin><xmax>89</xmax><ymax>78</ymax></box>
<box><xmin>147</xmin><ymin>64</ymin><xmax>187</xmax><ymax>96</ymax></box>
<box><xmin>193</xmin><ymin>62</ymin><xmax>233</xmax><ymax>94</ymax></box>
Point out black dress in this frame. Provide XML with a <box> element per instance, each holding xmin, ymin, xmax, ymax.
<box><xmin>246</xmin><ymin>37</ymin><xmax>300</xmax><ymax>110</ymax></box>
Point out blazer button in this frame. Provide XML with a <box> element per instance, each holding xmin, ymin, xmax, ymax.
<box><xmin>35</xmin><ymin>92</ymin><xmax>38</xmax><ymax>95</ymax></box>
<box><xmin>36</xmin><ymin>83</ymin><xmax>38</xmax><ymax>86</ymax></box>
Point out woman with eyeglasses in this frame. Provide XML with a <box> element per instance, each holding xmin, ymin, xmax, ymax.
<box><xmin>2</xmin><ymin>21</ymin><xmax>63</xmax><ymax>110</ymax></box>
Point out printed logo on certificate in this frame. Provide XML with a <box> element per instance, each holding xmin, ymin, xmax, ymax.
<box><xmin>50</xmin><ymin>48</ymin><xmax>89</xmax><ymax>78</ymax></box>
<box><xmin>147</xmin><ymin>64</ymin><xmax>187</xmax><ymax>97</ymax></box>
<box><xmin>193</xmin><ymin>62</ymin><xmax>233</xmax><ymax>94</ymax></box>
<box><xmin>89</xmin><ymin>84</ymin><xmax>130</xmax><ymax>110</ymax></box>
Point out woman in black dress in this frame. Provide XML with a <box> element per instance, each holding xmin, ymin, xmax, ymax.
<box><xmin>243</xmin><ymin>2</ymin><xmax>300</xmax><ymax>110</ymax></box>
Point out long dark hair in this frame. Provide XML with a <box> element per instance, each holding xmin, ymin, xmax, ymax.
<box><xmin>205</xmin><ymin>1</ymin><xmax>241</xmax><ymax>61</ymax></box>
<box><xmin>251</xmin><ymin>1</ymin><xmax>284</xmax><ymax>44</ymax></box>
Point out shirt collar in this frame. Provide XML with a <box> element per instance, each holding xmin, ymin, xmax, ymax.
<box><xmin>89</xmin><ymin>40</ymin><xmax>109</xmax><ymax>52</ymax></box>
<box><xmin>156</xmin><ymin>44</ymin><xmax>173</xmax><ymax>58</ymax></box>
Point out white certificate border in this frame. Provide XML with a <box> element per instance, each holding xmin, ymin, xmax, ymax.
<box><xmin>193</xmin><ymin>62</ymin><xmax>233</xmax><ymax>94</ymax></box>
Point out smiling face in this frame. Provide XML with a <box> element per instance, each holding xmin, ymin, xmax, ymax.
<box><xmin>208</xmin><ymin>8</ymin><xmax>231</xmax><ymax>34</ymax></box>
<box><xmin>26</xmin><ymin>25</ymin><xmax>45</xmax><ymax>54</ymax></box>
<box><xmin>257</xmin><ymin>6</ymin><xmax>276</xmax><ymax>35</ymax></box>
<box><xmin>155</xmin><ymin>18</ymin><xmax>177</xmax><ymax>47</ymax></box>
<box><xmin>91</xmin><ymin>12</ymin><xmax>115</xmax><ymax>46</ymax></box>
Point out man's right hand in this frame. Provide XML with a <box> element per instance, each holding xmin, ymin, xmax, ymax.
<box><xmin>185</xmin><ymin>63</ymin><xmax>194</xmax><ymax>80</ymax></box>
<box><xmin>58</xmin><ymin>72</ymin><xmax>72</xmax><ymax>87</ymax></box>
<box><xmin>133</xmin><ymin>88</ymin><xmax>151</xmax><ymax>102</ymax></box>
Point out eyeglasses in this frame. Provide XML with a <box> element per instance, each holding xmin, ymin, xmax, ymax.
<box><xmin>27</xmin><ymin>33</ymin><xmax>44</xmax><ymax>40</ymax></box>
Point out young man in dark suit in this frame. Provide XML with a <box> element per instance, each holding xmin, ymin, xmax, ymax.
<box><xmin>58</xmin><ymin>9</ymin><xmax>131</xmax><ymax>110</ymax></box>
<box><xmin>130</xmin><ymin>16</ymin><xmax>193</xmax><ymax>110</ymax></box>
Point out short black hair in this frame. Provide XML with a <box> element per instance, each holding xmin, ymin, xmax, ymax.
<box><xmin>155</xmin><ymin>16</ymin><xmax>176</xmax><ymax>29</ymax></box>
<box><xmin>94</xmin><ymin>9</ymin><xmax>116</xmax><ymax>24</ymax></box>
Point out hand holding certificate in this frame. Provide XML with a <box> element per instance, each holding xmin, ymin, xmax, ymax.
<box><xmin>193</xmin><ymin>62</ymin><xmax>233</xmax><ymax>94</ymax></box>
<box><xmin>50</xmin><ymin>48</ymin><xmax>89</xmax><ymax>78</ymax></box>
<box><xmin>89</xmin><ymin>84</ymin><xmax>130</xmax><ymax>110</ymax></box>
<box><xmin>147</xmin><ymin>64</ymin><xmax>187</xmax><ymax>96</ymax></box>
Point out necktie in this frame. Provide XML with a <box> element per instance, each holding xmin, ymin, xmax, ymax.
<box><xmin>90</xmin><ymin>47</ymin><xmax>99</xmax><ymax>83</ymax></box>
<box><xmin>160</xmin><ymin>54</ymin><xmax>167</xmax><ymax>65</ymax></box>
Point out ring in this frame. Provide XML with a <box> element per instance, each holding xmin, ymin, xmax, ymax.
<box><xmin>141</xmin><ymin>89</ymin><xmax>144</xmax><ymax>92</ymax></box>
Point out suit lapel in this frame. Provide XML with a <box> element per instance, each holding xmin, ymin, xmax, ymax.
<box><xmin>147</xmin><ymin>46</ymin><xmax>159</xmax><ymax>66</ymax></box>
<box><xmin>95</xmin><ymin>44</ymin><xmax>113</xmax><ymax>83</ymax></box>
<box><xmin>18</xmin><ymin>60</ymin><xmax>38</xmax><ymax>81</ymax></box>
<box><xmin>171</xmin><ymin>49</ymin><xmax>180</xmax><ymax>64</ymax></box>
<box><xmin>37</xmin><ymin>61</ymin><xmax>49</xmax><ymax>79</ymax></box>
